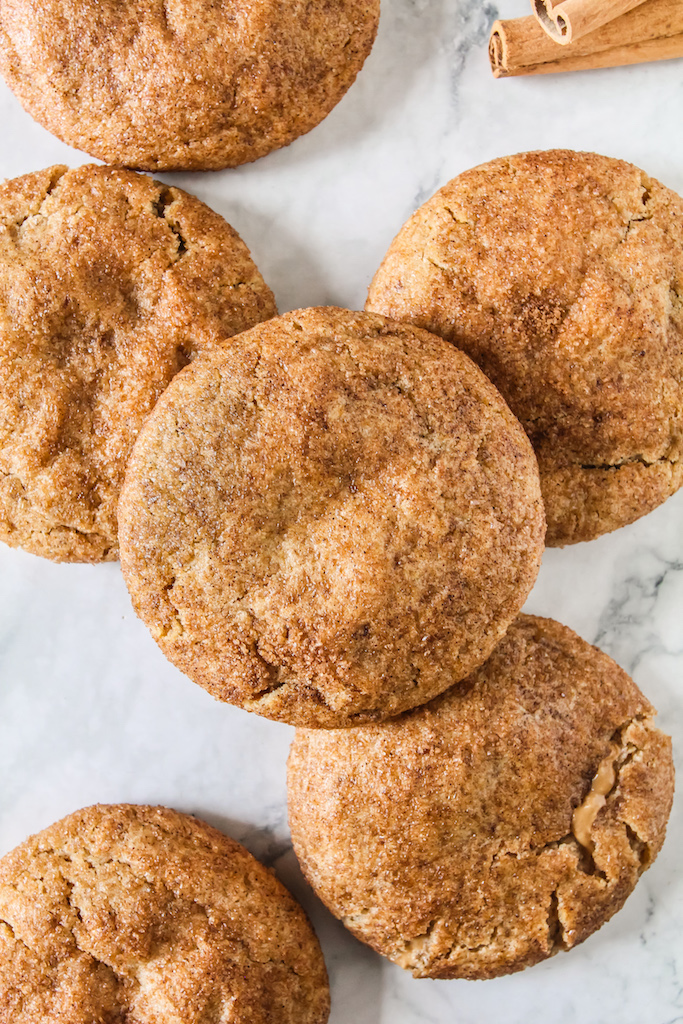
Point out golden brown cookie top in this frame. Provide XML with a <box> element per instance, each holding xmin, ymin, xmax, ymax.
<box><xmin>366</xmin><ymin>150</ymin><xmax>683</xmax><ymax>545</ymax></box>
<box><xmin>0</xmin><ymin>0</ymin><xmax>380</xmax><ymax>171</ymax></box>
<box><xmin>0</xmin><ymin>804</ymin><xmax>330</xmax><ymax>1024</ymax></box>
<box><xmin>118</xmin><ymin>307</ymin><xmax>545</xmax><ymax>728</ymax></box>
<box><xmin>0</xmin><ymin>164</ymin><xmax>276</xmax><ymax>562</ymax></box>
<box><xmin>288</xmin><ymin>615</ymin><xmax>675</xmax><ymax>979</ymax></box>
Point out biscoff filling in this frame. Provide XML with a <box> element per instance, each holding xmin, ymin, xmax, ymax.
<box><xmin>572</xmin><ymin>745</ymin><xmax>619</xmax><ymax>850</ymax></box>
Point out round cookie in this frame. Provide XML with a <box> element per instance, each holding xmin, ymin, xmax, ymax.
<box><xmin>0</xmin><ymin>804</ymin><xmax>330</xmax><ymax>1024</ymax></box>
<box><xmin>0</xmin><ymin>164</ymin><xmax>276</xmax><ymax>562</ymax></box>
<box><xmin>0</xmin><ymin>0</ymin><xmax>380</xmax><ymax>171</ymax></box>
<box><xmin>288</xmin><ymin>615</ymin><xmax>675</xmax><ymax>979</ymax></box>
<box><xmin>366</xmin><ymin>150</ymin><xmax>683</xmax><ymax>545</ymax></box>
<box><xmin>118</xmin><ymin>307</ymin><xmax>545</xmax><ymax>728</ymax></box>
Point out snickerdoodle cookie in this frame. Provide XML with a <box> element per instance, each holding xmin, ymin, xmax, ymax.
<box><xmin>288</xmin><ymin>615</ymin><xmax>674</xmax><ymax>979</ymax></box>
<box><xmin>0</xmin><ymin>0</ymin><xmax>380</xmax><ymax>171</ymax></box>
<box><xmin>0</xmin><ymin>164</ymin><xmax>276</xmax><ymax>562</ymax></box>
<box><xmin>367</xmin><ymin>150</ymin><xmax>683</xmax><ymax>545</ymax></box>
<box><xmin>118</xmin><ymin>307</ymin><xmax>545</xmax><ymax>728</ymax></box>
<box><xmin>0</xmin><ymin>804</ymin><xmax>330</xmax><ymax>1024</ymax></box>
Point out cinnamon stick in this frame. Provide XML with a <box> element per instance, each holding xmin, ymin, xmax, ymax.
<box><xmin>532</xmin><ymin>0</ymin><xmax>647</xmax><ymax>45</ymax></box>
<box><xmin>490</xmin><ymin>0</ymin><xmax>683</xmax><ymax>76</ymax></box>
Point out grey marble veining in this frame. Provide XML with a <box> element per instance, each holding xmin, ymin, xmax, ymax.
<box><xmin>1</xmin><ymin>1</ymin><xmax>682</xmax><ymax>1021</ymax></box>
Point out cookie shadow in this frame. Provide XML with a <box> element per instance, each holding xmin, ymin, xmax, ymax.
<box><xmin>252</xmin><ymin>0</ymin><xmax>455</xmax><ymax>170</ymax></box>
<box><xmin>203</xmin><ymin>198</ymin><xmax>338</xmax><ymax>314</ymax></box>
<box><xmin>193</xmin><ymin>809</ymin><xmax>385</xmax><ymax>1024</ymax></box>
<box><xmin>158</xmin><ymin>184</ymin><xmax>340</xmax><ymax>313</ymax></box>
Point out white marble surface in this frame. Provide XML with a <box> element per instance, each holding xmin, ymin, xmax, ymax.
<box><xmin>1</xmin><ymin>1</ymin><xmax>682</xmax><ymax>1021</ymax></box>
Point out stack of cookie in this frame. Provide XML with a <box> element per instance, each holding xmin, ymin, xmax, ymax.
<box><xmin>0</xmin><ymin>1</ymin><xmax>678</xmax><ymax>1017</ymax></box>
<box><xmin>111</xmin><ymin>153</ymin><xmax>676</xmax><ymax>978</ymax></box>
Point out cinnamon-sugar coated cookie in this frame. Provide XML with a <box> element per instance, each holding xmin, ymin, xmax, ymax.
<box><xmin>0</xmin><ymin>0</ymin><xmax>380</xmax><ymax>170</ymax></box>
<box><xmin>288</xmin><ymin>615</ymin><xmax>674</xmax><ymax>979</ymax></box>
<box><xmin>118</xmin><ymin>307</ymin><xmax>545</xmax><ymax>728</ymax></box>
<box><xmin>0</xmin><ymin>164</ymin><xmax>276</xmax><ymax>562</ymax></box>
<box><xmin>367</xmin><ymin>150</ymin><xmax>683</xmax><ymax>545</ymax></box>
<box><xmin>0</xmin><ymin>804</ymin><xmax>330</xmax><ymax>1024</ymax></box>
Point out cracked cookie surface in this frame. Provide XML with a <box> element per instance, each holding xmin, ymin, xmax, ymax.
<box><xmin>0</xmin><ymin>164</ymin><xmax>276</xmax><ymax>562</ymax></box>
<box><xmin>287</xmin><ymin>614</ymin><xmax>674</xmax><ymax>978</ymax></box>
<box><xmin>366</xmin><ymin>150</ymin><xmax>683</xmax><ymax>545</ymax></box>
<box><xmin>0</xmin><ymin>804</ymin><xmax>330</xmax><ymax>1024</ymax></box>
<box><xmin>118</xmin><ymin>307</ymin><xmax>545</xmax><ymax>728</ymax></box>
<box><xmin>0</xmin><ymin>0</ymin><xmax>380</xmax><ymax>171</ymax></box>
